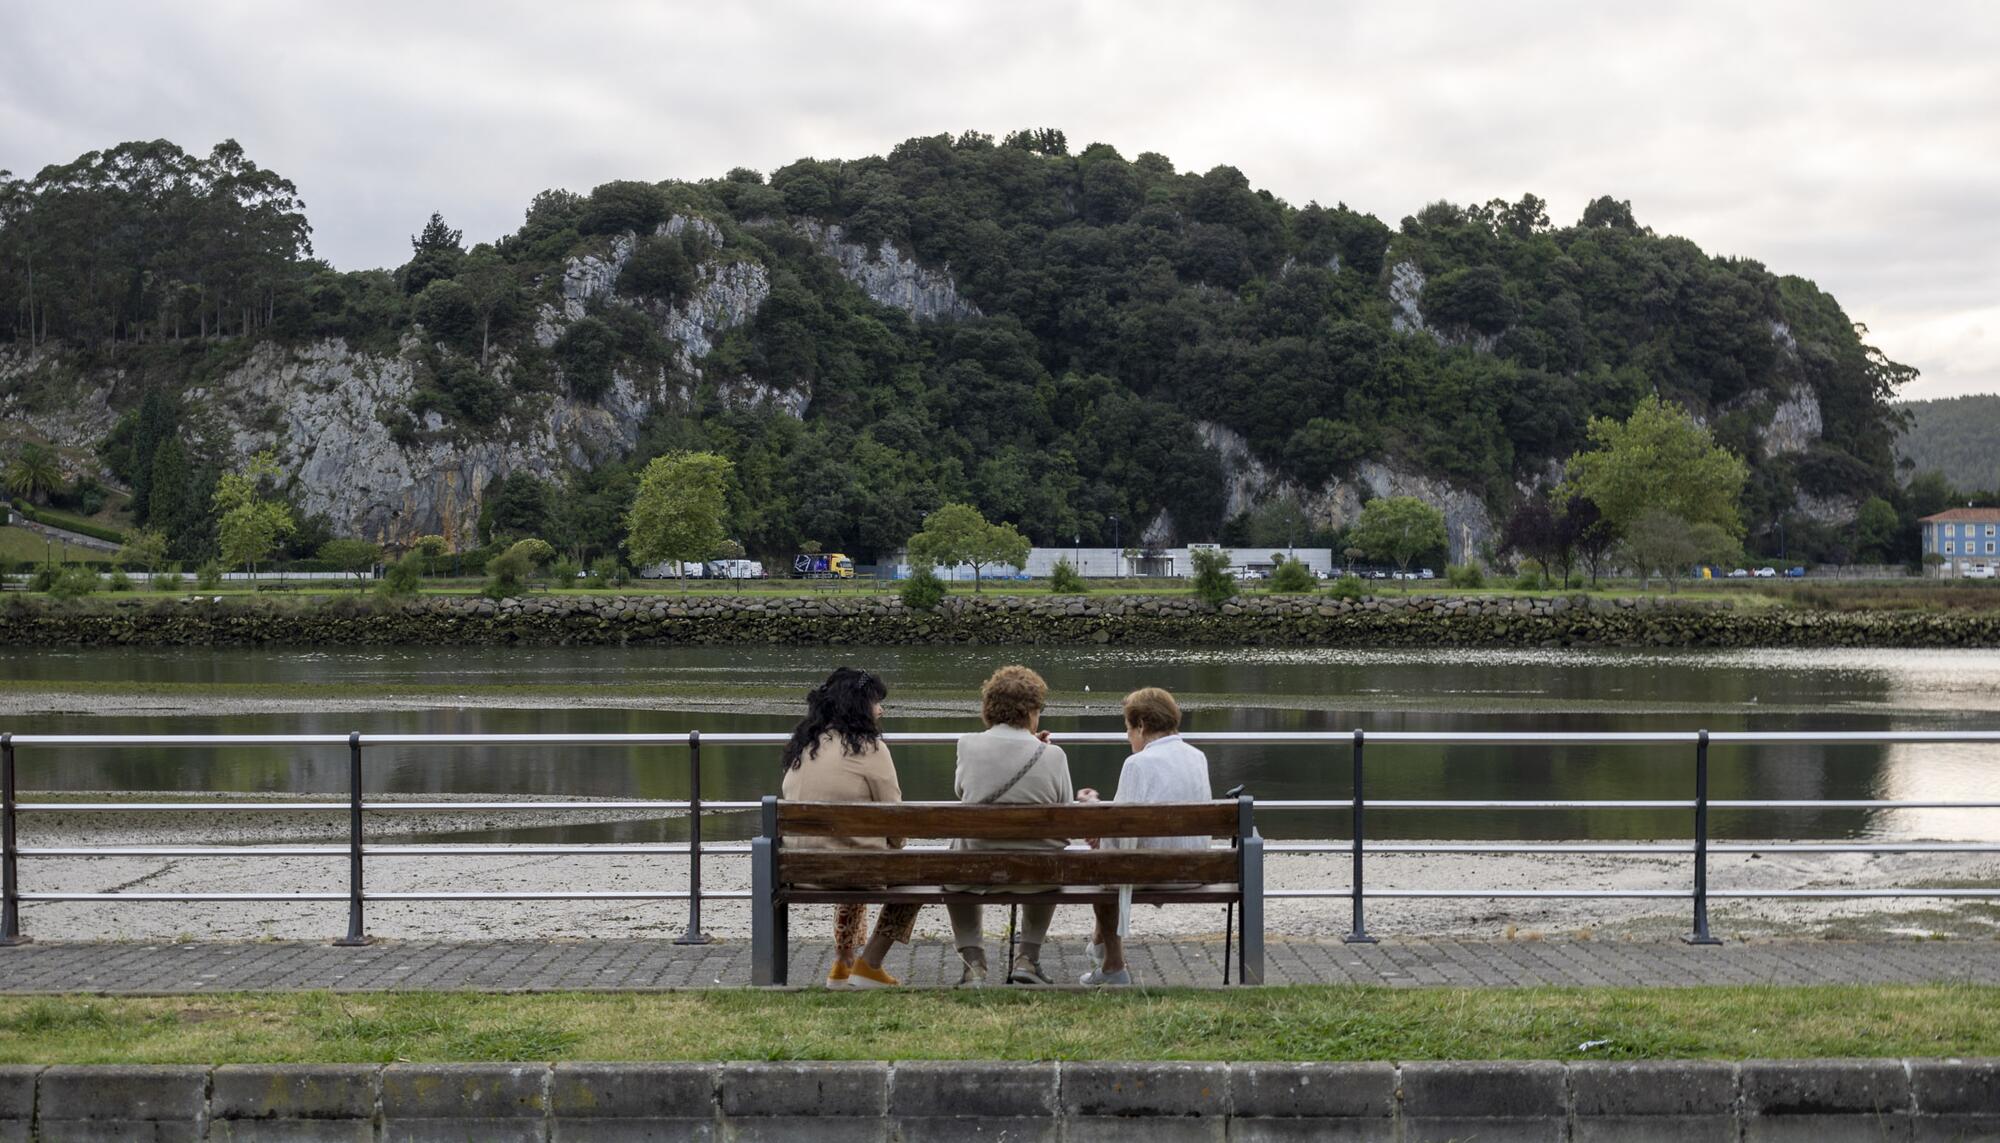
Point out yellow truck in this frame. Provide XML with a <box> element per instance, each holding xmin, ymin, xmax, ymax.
<box><xmin>791</xmin><ymin>553</ymin><xmax>854</xmax><ymax>579</ymax></box>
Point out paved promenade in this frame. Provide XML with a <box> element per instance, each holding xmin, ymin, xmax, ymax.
<box><xmin>2</xmin><ymin>936</ymin><xmax>1997</xmax><ymax>992</ymax></box>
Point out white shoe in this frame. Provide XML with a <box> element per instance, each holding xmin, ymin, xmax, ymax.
<box><xmin>1079</xmin><ymin>967</ymin><xmax>1132</xmax><ymax>987</ymax></box>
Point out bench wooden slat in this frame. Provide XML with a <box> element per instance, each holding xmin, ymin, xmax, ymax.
<box><xmin>785</xmin><ymin>885</ymin><xmax>1242</xmax><ymax>906</ymax></box>
<box><xmin>779</xmin><ymin>848</ymin><xmax>1238</xmax><ymax>888</ymax></box>
<box><xmin>776</xmin><ymin>801</ymin><xmax>1239</xmax><ymax>840</ymax></box>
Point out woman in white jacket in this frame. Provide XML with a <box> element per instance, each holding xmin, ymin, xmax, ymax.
<box><xmin>1075</xmin><ymin>687</ymin><xmax>1211</xmax><ymax>986</ymax></box>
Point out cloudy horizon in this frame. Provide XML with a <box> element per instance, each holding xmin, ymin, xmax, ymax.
<box><xmin>3</xmin><ymin>0</ymin><xmax>1994</xmax><ymax>399</ymax></box>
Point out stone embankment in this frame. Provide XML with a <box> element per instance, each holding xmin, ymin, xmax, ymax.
<box><xmin>0</xmin><ymin>1058</ymin><xmax>1990</xmax><ymax>1139</ymax></box>
<box><xmin>4</xmin><ymin>592</ymin><xmax>1999</xmax><ymax>647</ymax></box>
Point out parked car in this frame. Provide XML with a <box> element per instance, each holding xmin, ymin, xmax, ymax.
<box><xmin>1784</xmin><ymin>566</ymin><xmax>1806</xmax><ymax>578</ymax></box>
<box><xmin>1727</xmin><ymin>568</ymin><xmax>1750</xmax><ymax>578</ymax></box>
<box><xmin>1970</xmin><ymin>564</ymin><xmax>1998</xmax><ymax>580</ymax></box>
<box><xmin>1753</xmin><ymin>567</ymin><xmax>1777</xmax><ymax>578</ymax></box>
<box><xmin>1417</xmin><ymin>568</ymin><xmax>1435</xmax><ymax>580</ymax></box>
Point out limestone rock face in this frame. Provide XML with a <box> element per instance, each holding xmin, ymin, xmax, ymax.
<box><xmin>796</xmin><ymin>220</ymin><xmax>982</xmax><ymax>320</ymax></box>
<box><xmin>0</xmin><ymin>348</ymin><xmax>117</xmax><ymax>449</ymax></box>
<box><xmin>1195</xmin><ymin>420</ymin><xmax>1496</xmax><ymax>565</ymax></box>
<box><xmin>1385</xmin><ymin>260</ymin><xmax>1499</xmax><ymax>352</ymax></box>
<box><xmin>1763</xmin><ymin>387</ymin><xmax>1824</xmax><ymax>459</ymax></box>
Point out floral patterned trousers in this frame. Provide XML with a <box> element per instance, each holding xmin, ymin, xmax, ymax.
<box><xmin>833</xmin><ymin>903</ymin><xmax>921</xmax><ymax>962</ymax></box>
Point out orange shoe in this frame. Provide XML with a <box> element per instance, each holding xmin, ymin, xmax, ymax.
<box><xmin>826</xmin><ymin>958</ymin><xmax>855</xmax><ymax>989</ymax></box>
<box><xmin>848</xmin><ymin>960</ymin><xmax>900</xmax><ymax>988</ymax></box>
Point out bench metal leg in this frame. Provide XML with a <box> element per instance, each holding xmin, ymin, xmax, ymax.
<box><xmin>751</xmin><ymin>837</ymin><xmax>776</xmax><ymax>986</ymax></box>
<box><xmin>1240</xmin><ymin>835</ymin><xmax>1265</xmax><ymax>985</ymax></box>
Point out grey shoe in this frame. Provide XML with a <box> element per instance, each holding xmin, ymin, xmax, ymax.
<box><xmin>957</xmin><ymin>952</ymin><xmax>988</xmax><ymax>988</ymax></box>
<box><xmin>1079</xmin><ymin>967</ymin><xmax>1132</xmax><ymax>987</ymax></box>
<box><xmin>1007</xmin><ymin>956</ymin><xmax>1052</xmax><ymax>986</ymax></box>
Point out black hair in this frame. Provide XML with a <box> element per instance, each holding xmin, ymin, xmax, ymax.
<box><xmin>780</xmin><ymin>667</ymin><xmax>888</xmax><ymax>771</ymax></box>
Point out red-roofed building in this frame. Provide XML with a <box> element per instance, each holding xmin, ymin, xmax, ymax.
<box><xmin>1921</xmin><ymin>508</ymin><xmax>2000</xmax><ymax>577</ymax></box>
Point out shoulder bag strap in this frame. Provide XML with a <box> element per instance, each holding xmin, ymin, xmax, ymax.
<box><xmin>978</xmin><ymin>741</ymin><xmax>1049</xmax><ymax>805</ymax></box>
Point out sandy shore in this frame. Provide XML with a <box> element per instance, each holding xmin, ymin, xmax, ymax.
<box><xmin>11</xmin><ymin>802</ymin><xmax>1998</xmax><ymax>944</ymax></box>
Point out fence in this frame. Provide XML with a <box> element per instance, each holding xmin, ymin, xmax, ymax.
<box><xmin>3</xmin><ymin>729</ymin><xmax>1999</xmax><ymax>949</ymax></box>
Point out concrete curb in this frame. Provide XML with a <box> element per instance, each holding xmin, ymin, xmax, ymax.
<box><xmin>3</xmin><ymin>1059</ymin><xmax>1996</xmax><ymax>1139</ymax></box>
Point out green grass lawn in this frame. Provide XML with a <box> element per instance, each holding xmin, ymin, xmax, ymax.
<box><xmin>1</xmin><ymin>985</ymin><xmax>1993</xmax><ymax>1064</ymax></box>
<box><xmin>0</xmin><ymin>526</ymin><xmax>117</xmax><ymax>565</ymax></box>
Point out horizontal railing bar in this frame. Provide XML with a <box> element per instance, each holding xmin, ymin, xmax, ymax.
<box><xmin>11</xmin><ymin>729</ymin><xmax>2000</xmax><ymax>748</ymax></box>
<box><xmin>1311</xmin><ymin>843</ymin><xmax>1694</xmax><ymax>854</ymax></box>
<box><xmin>361</xmin><ymin>801</ymin><xmax>689</xmax><ymax>812</ymax></box>
<box><xmin>1710</xmin><ymin>800</ymin><xmax>2000</xmax><ymax>809</ymax></box>
<box><xmin>1709</xmin><ymin>842</ymin><xmax>2000</xmax><ymax>853</ymax></box>
<box><xmin>1710</xmin><ymin>888</ymin><xmax>2000</xmax><ymax>898</ymax></box>
<box><xmin>17</xmin><ymin>803</ymin><xmax>349</xmax><ymax>813</ymax></box>
<box><xmin>364</xmin><ymin>891</ymin><xmax>752</xmax><ymax>901</ymax></box>
<box><xmin>20</xmin><ymin>892</ymin><xmax>349</xmax><ymax>902</ymax></box>
<box><xmin>365</xmin><ymin>844</ymin><xmax>691</xmax><ymax>856</ymax></box>
<box><xmin>1268</xmin><ymin>888</ymin><xmax>1692</xmax><ymax>899</ymax></box>
<box><xmin>1367</xmin><ymin>800</ymin><xmax>1697</xmax><ymax>810</ymax></box>
<box><xmin>19</xmin><ymin>846</ymin><xmax>345</xmax><ymax>857</ymax></box>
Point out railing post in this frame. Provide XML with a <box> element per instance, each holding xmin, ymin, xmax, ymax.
<box><xmin>1342</xmin><ymin>728</ymin><xmax>1376</xmax><ymax>944</ymax></box>
<box><xmin>1684</xmin><ymin>728</ymin><xmax>1721</xmax><ymax>946</ymax></box>
<box><xmin>674</xmin><ymin>730</ymin><xmax>712</xmax><ymax>945</ymax></box>
<box><xmin>333</xmin><ymin>731</ymin><xmax>372</xmax><ymax>946</ymax></box>
<box><xmin>2</xmin><ymin>733</ymin><xmax>27</xmax><ymax>946</ymax></box>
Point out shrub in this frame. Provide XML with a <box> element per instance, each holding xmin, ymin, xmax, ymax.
<box><xmin>1189</xmin><ymin>547</ymin><xmax>1237</xmax><ymax>607</ymax></box>
<box><xmin>105</xmin><ymin>567</ymin><xmax>134</xmax><ymax>592</ymax></box>
<box><xmin>47</xmin><ymin>566</ymin><xmax>101</xmax><ymax>598</ymax></box>
<box><xmin>377</xmin><ymin>552</ymin><xmax>424</xmax><ymax>599</ymax></box>
<box><xmin>195</xmin><ymin>561</ymin><xmax>224</xmax><ymax>590</ymax></box>
<box><xmin>25</xmin><ymin>567</ymin><xmax>57</xmax><ymax>593</ymax></box>
<box><xmin>485</xmin><ymin>546</ymin><xmax>536</xmax><ymax>599</ymax></box>
<box><xmin>587</xmin><ymin>557</ymin><xmax>625</xmax><ymax>588</ymax></box>
<box><xmin>550</xmin><ymin>558</ymin><xmax>580</xmax><ymax>582</ymax></box>
<box><xmin>900</xmin><ymin>564</ymin><xmax>947</xmax><ymax>611</ymax></box>
<box><xmin>154</xmin><ymin>564</ymin><xmax>186</xmax><ymax>592</ymax></box>
<box><xmin>1328</xmin><ymin>574</ymin><xmax>1365</xmax><ymax>601</ymax></box>
<box><xmin>1049</xmin><ymin>557</ymin><xmax>1087</xmax><ymax>594</ymax></box>
<box><xmin>1446</xmin><ymin>563</ymin><xmax>1485</xmax><ymax>589</ymax></box>
<box><xmin>1268</xmin><ymin>556</ymin><xmax>1316</xmax><ymax>593</ymax></box>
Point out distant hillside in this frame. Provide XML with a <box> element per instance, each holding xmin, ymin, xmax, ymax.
<box><xmin>0</xmin><ymin>132</ymin><xmax>1916</xmax><ymax>565</ymax></box>
<box><xmin>1896</xmin><ymin>394</ymin><xmax>2000</xmax><ymax>493</ymax></box>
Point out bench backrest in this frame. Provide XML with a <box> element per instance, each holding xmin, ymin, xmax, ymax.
<box><xmin>764</xmin><ymin>798</ymin><xmax>1252</xmax><ymax>889</ymax></box>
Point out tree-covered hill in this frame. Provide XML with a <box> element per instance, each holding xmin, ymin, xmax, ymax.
<box><xmin>0</xmin><ymin>131</ymin><xmax>1914</xmax><ymax>565</ymax></box>
<box><xmin>1896</xmin><ymin>394</ymin><xmax>2000</xmax><ymax>495</ymax></box>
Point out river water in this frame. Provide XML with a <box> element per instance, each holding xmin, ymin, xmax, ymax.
<box><xmin>6</xmin><ymin>644</ymin><xmax>1999</xmax><ymax>842</ymax></box>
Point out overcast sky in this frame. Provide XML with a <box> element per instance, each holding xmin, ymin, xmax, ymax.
<box><xmin>3</xmin><ymin>1</ymin><xmax>1995</xmax><ymax>399</ymax></box>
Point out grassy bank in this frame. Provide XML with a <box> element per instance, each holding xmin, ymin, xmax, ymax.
<box><xmin>2</xmin><ymin>985</ymin><xmax>1995</xmax><ymax>1065</ymax></box>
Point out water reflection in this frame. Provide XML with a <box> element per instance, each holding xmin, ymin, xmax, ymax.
<box><xmin>6</xmin><ymin>644</ymin><xmax>2000</xmax><ymax>842</ymax></box>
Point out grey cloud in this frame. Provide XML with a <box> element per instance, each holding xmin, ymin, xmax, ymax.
<box><xmin>1</xmin><ymin>0</ymin><xmax>1995</xmax><ymax>397</ymax></box>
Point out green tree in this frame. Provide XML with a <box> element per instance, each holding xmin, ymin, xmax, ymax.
<box><xmin>1620</xmin><ymin>508</ymin><xmax>1743</xmax><ymax>590</ymax></box>
<box><xmin>1564</xmin><ymin>396</ymin><xmax>1750</xmax><ymax>535</ymax></box>
<box><xmin>625</xmin><ymin>451</ymin><xmax>734</xmax><ymax>596</ymax></box>
<box><xmin>1189</xmin><ymin>546</ymin><xmax>1237</xmax><ymax>606</ymax></box>
<box><xmin>1268</xmin><ymin>554</ymin><xmax>1316</xmax><ymax>592</ymax></box>
<box><xmin>1049</xmin><ymin>557</ymin><xmax>1087</xmax><ymax>594</ymax></box>
<box><xmin>455</xmin><ymin>247</ymin><xmax>517</xmax><ymax>370</ymax></box>
<box><xmin>1349</xmin><ymin>497</ymin><xmax>1448</xmax><ymax>584</ymax></box>
<box><xmin>117</xmin><ymin>527</ymin><xmax>168</xmax><ymax>574</ymax></box>
<box><xmin>403</xmin><ymin>211</ymin><xmax>463</xmax><ymax>295</ymax></box>
<box><xmin>4</xmin><ymin>443</ymin><xmax>62</xmax><ymax>505</ymax></box>
<box><xmin>1853</xmin><ymin>496</ymin><xmax>1899</xmax><ymax>563</ymax></box>
<box><xmin>377</xmin><ymin>551</ymin><xmax>424</xmax><ymax>599</ymax></box>
<box><xmin>318</xmin><ymin>538</ymin><xmax>382</xmax><ymax>586</ymax></box>
<box><xmin>907</xmin><ymin>502</ymin><xmax>1027</xmax><ymax>594</ymax></box>
<box><xmin>212</xmin><ymin>451</ymin><xmax>294</xmax><ymax>579</ymax></box>
<box><xmin>412</xmin><ymin>534</ymin><xmax>449</xmax><ymax>575</ymax></box>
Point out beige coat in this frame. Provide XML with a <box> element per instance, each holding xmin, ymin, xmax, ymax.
<box><xmin>779</xmin><ymin>731</ymin><xmax>904</xmax><ymax>850</ymax></box>
<box><xmin>952</xmin><ymin>724</ymin><xmax>1074</xmax><ymax>853</ymax></box>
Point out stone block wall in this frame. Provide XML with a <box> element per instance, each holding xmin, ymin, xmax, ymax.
<box><xmin>0</xmin><ymin>1059</ymin><xmax>1991</xmax><ymax>1139</ymax></box>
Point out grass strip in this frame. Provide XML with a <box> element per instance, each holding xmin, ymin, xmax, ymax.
<box><xmin>0</xmin><ymin>985</ymin><xmax>1994</xmax><ymax>1065</ymax></box>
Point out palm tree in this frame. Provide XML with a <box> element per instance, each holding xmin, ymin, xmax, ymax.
<box><xmin>3</xmin><ymin>444</ymin><xmax>62</xmax><ymax>506</ymax></box>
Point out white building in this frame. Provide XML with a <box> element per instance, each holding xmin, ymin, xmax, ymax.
<box><xmin>892</xmin><ymin>545</ymin><xmax>1337</xmax><ymax>580</ymax></box>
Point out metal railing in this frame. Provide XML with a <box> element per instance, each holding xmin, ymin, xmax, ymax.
<box><xmin>3</xmin><ymin>728</ymin><xmax>1998</xmax><ymax>948</ymax></box>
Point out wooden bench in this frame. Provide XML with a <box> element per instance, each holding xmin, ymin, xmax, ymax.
<box><xmin>750</xmin><ymin>796</ymin><xmax>1263</xmax><ymax>985</ymax></box>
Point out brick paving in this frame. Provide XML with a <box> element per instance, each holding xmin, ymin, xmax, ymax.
<box><xmin>1</xmin><ymin>936</ymin><xmax>1997</xmax><ymax>992</ymax></box>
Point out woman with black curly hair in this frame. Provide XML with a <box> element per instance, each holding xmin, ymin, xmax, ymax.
<box><xmin>778</xmin><ymin>666</ymin><xmax>920</xmax><ymax>988</ymax></box>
